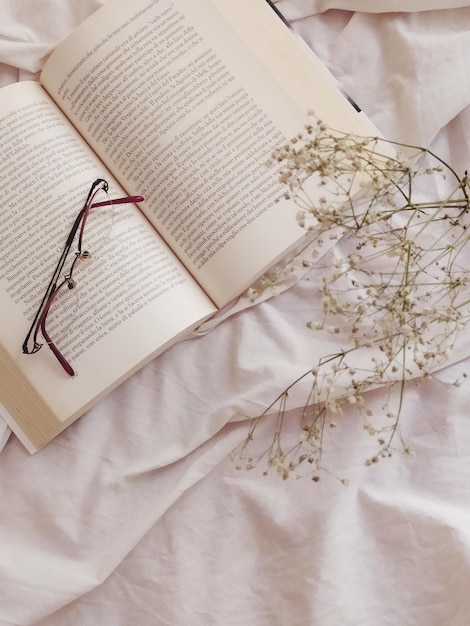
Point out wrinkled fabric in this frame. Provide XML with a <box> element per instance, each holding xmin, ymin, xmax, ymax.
<box><xmin>278</xmin><ymin>0</ymin><xmax>470</xmax><ymax>19</ymax></box>
<box><xmin>1</xmin><ymin>1</ymin><xmax>470</xmax><ymax>625</ymax></box>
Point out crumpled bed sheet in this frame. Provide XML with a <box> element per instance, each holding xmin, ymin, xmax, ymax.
<box><xmin>1</xmin><ymin>1</ymin><xmax>470</xmax><ymax>624</ymax></box>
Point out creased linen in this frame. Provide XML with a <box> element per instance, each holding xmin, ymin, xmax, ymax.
<box><xmin>278</xmin><ymin>0</ymin><xmax>470</xmax><ymax>19</ymax></box>
<box><xmin>1</xmin><ymin>1</ymin><xmax>470</xmax><ymax>625</ymax></box>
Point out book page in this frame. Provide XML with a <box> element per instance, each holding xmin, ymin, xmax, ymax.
<box><xmin>40</xmin><ymin>0</ymin><xmax>374</xmax><ymax>308</ymax></box>
<box><xmin>0</xmin><ymin>81</ymin><xmax>216</xmax><ymax>451</ymax></box>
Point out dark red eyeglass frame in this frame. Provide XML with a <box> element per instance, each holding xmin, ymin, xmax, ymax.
<box><xmin>22</xmin><ymin>179</ymin><xmax>144</xmax><ymax>376</ymax></box>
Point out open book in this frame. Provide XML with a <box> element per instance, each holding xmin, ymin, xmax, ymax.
<box><xmin>0</xmin><ymin>0</ymin><xmax>377</xmax><ymax>453</ymax></box>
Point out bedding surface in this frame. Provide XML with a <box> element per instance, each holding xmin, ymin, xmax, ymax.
<box><xmin>1</xmin><ymin>1</ymin><xmax>470</xmax><ymax>624</ymax></box>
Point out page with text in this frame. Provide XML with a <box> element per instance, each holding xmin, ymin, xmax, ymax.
<box><xmin>40</xmin><ymin>0</ymin><xmax>348</xmax><ymax>306</ymax></box>
<box><xmin>0</xmin><ymin>80</ymin><xmax>216</xmax><ymax>437</ymax></box>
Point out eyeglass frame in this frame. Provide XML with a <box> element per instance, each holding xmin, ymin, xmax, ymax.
<box><xmin>22</xmin><ymin>178</ymin><xmax>144</xmax><ymax>377</ymax></box>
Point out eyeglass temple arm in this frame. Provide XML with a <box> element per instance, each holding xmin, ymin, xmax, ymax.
<box><xmin>41</xmin><ymin>321</ymin><xmax>75</xmax><ymax>377</ymax></box>
<box><xmin>90</xmin><ymin>195</ymin><xmax>144</xmax><ymax>209</ymax></box>
<box><xmin>22</xmin><ymin>208</ymin><xmax>87</xmax><ymax>354</ymax></box>
<box><xmin>77</xmin><ymin>193</ymin><xmax>144</xmax><ymax>252</ymax></box>
<box><xmin>35</xmin><ymin>284</ymin><xmax>76</xmax><ymax>376</ymax></box>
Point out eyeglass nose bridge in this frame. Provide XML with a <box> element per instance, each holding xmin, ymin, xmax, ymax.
<box><xmin>66</xmin><ymin>276</ymin><xmax>76</xmax><ymax>289</ymax></box>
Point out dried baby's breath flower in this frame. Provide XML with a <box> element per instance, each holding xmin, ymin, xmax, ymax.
<box><xmin>232</xmin><ymin>114</ymin><xmax>470</xmax><ymax>482</ymax></box>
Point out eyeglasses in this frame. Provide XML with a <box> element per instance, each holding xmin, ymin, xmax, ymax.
<box><xmin>22</xmin><ymin>179</ymin><xmax>144</xmax><ymax>376</ymax></box>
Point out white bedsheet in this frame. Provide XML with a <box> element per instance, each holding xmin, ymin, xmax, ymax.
<box><xmin>2</xmin><ymin>1</ymin><xmax>470</xmax><ymax>624</ymax></box>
